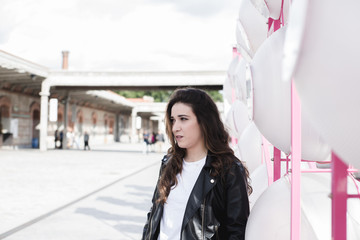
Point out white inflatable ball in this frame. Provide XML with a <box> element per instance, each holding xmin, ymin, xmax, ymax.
<box><xmin>238</xmin><ymin>122</ymin><xmax>262</xmax><ymax>174</ymax></box>
<box><xmin>233</xmin><ymin>58</ymin><xmax>248</xmax><ymax>104</ymax></box>
<box><xmin>282</xmin><ymin>0</ymin><xmax>360</xmax><ymax>169</ymax></box>
<box><xmin>248</xmin><ymin>164</ymin><xmax>268</xmax><ymax>209</ymax></box>
<box><xmin>222</xmin><ymin>76</ymin><xmax>233</xmax><ymax>105</ymax></box>
<box><xmin>250</xmin><ymin>0</ymin><xmax>290</xmax><ymax>22</ymax></box>
<box><xmin>236</xmin><ymin>0</ymin><xmax>268</xmax><ymax>61</ymax></box>
<box><xmin>251</xmin><ymin>26</ymin><xmax>330</xmax><ymax>161</ymax></box>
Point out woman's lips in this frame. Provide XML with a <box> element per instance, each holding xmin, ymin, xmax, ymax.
<box><xmin>176</xmin><ymin>135</ymin><xmax>183</xmax><ymax>140</ymax></box>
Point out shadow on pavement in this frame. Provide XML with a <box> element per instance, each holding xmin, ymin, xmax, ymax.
<box><xmin>75</xmin><ymin>207</ymin><xmax>145</xmax><ymax>223</ymax></box>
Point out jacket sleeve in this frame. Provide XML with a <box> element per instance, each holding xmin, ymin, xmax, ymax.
<box><xmin>224</xmin><ymin>161</ymin><xmax>250</xmax><ymax>240</ymax></box>
<box><xmin>142</xmin><ymin>186</ymin><xmax>158</xmax><ymax>240</ymax></box>
<box><xmin>142</xmin><ymin>155</ymin><xmax>168</xmax><ymax>240</ymax></box>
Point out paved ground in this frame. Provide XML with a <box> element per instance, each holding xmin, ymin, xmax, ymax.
<box><xmin>0</xmin><ymin>142</ymin><xmax>166</xmax><ymax>240</ymax></box>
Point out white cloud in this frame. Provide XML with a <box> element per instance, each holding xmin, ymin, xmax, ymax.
<box><xmin>0</xmin><ymin>0</ymin><xmax>240</xmax><ymax>71</ymax></box>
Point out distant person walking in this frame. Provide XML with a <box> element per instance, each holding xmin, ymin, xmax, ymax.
<box><xmin>143</xmin><ymin>131</ymin><xmax>150</xmax><ymax>154</ymax></box>
<box><xmin>59</xmin><ymin>130</ymin><xmax>64</xmax><ymax>149</ymax></box>
<box><xmin>54</xmin><ymin>129</ymin><xmax>59</xmax><ymax>149</ymax></box>
<box><xmin>156</xmin><ymin>130</ymin><xmax>165</xmax><ymax>153</ymax></box>
<box><xmin>84</xmin><ymin>131</ymin><xmax>90</xmax><ymax>150</ymax></box>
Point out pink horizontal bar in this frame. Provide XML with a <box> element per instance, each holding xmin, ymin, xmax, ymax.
<box><xmin>301</xmin><ymin>169</ymin><xmax>331</xmax><ymax>173</ymax></box>
<box><xmin>278</xmin><ymin>159</ymin><xmax>332</xmax><ymax>164</ymax></box>
<box><xmin>301</xmin><ymin>159</ymin><xmax>329</xmax><ymax>163</ymax></box>
<box><xmin>301</xmin><ymin>169</ymin><xmax>358</xmax><ymax>173</ymax></box>
<box><xmin>348</xmin><ymin>194</ymin><xmax>360</xmax><ymax>199</ymax></box>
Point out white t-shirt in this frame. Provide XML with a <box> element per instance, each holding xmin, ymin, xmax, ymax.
<box><xmin>158</xmin><ymin>156</ymin><xmax>206</xmax><ymax>240</ymax></box>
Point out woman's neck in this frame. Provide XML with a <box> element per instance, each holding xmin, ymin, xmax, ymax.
<box><xmin>184</xmin><ymin>147</ymin><xmax>208</xmax><ymax>162</ymax></box>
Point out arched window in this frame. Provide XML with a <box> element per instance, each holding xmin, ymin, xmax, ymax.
<box><xmin>76</xmin><ymin>110</ymin><xmax>83</xmax><ymax>134</ymax></box>
<box><xmin>30</xmin><ymin>102</ymin><xmax>40</xmax><ymax>139</ymax></box>
<box><xmin>109</xmin><ymin>118</ymin><xmax>114</xmax><ymax>134</ymax></box>
<box><xmin>92</xmin><ymin>112</ymin><xmax>97</xmax><ymax>129</ymax></box>
<box><xmin>104</xmin><ymin>114</ymin><xmax>108</xmax><ymax>134</ymax></box>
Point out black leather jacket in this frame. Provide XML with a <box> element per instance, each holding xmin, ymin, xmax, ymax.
<box><xmin>142</xmin><ymin>154</ymin><xmax>250</xmax><ymax>240</ymax></box>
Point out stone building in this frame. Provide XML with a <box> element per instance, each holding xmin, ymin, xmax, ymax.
<box><xmin>0</xmin><ymin>50</ymin><xmax>135</xmax><ymax>149</ymax></box>
<box><xmin>0</xmin><ymin>50</ymin><xmax>225</xmax><ymax>150</ymax></box>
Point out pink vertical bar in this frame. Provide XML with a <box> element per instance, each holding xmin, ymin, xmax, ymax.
<box><xmin>273</xmin><ymin>147</ymin><xmax>281</xmax><ymax>181</ymax></box>
<box><xmin>291</xmin><ymin>80</ymin><xmax>301</xmax><ymax>240</ymax></box>
<box><xmin>268</xmin><ymin>18</ymin><xmax>274</xmax><ymax>32</ymax></box>
<box><xmin>331</xmin><ymin>152</ymin><xmax>348</xmax><ymax>240</ymax></box>
<box><xmin>262</xmin><ymin>136</ymin><xmax>274</xmax><ymax>185</ymax></box>
<box><xmin>273</xmin><ymin>19</ymin><xmax>281</xmax><ymax>31</ymax></box>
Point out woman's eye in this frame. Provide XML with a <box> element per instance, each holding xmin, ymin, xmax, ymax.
<box><xmin>180</xmin><ymin>117</ymin><xmax>187</xmax><ymax>121</ymax></box>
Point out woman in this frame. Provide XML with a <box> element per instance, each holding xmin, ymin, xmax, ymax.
<box><xmin>142</xmin><ymin>88</ymin><xmax>251</xmax><ymax>240</ymax></box>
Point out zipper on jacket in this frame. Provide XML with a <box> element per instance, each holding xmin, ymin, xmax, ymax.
<box><xmin>148</xmin><ymin>218</ymin><xmax>152</xmax><ymax>240</ymax></box>
<box><xmin>201</xmin><ymin>198</ymin><xmax>206</xmax><ymax>240</ymax></box>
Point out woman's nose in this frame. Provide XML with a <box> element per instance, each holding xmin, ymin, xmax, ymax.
<box><xmin>172</xmin><ymin>121</ymin><xmax>180</xmax><ymax>132</ymax></box>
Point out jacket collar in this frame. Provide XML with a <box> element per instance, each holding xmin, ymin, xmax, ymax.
<box><xmin>181</xmin><ymin>154</ymin><xmax>217</xmax><ymax>231</ymax></box>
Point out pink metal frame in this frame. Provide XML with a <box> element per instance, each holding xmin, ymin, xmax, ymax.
<box><xmin>231</xmin><ymin>47</ymin><xmax>239</xmax><ymax>147</ymax></box>
<box><xmin>331</xmin><ymin>152</ymin><xmax>348</xmax><ymax>239</ymax></box>
<box><xmin>273</xmin><ymin>147</ymin><xmax>282</xmax><ymax>181</ymax></box>
<box><xmin>262</xmin><ymin>136</ymin><xmax>274</xmax><ymax>185</ymax></box>
<box><xmin>269</xmin><ymin>4</ymin><xmax>302</xmax><ymax>239</ymax></box>
<box><xmin>290</xmin><ymin>80</ymin><xmax>301</xmax><ymax>240</ymax></box>
<box><xmin>258</xmin><ymin>2</ymin><xmax>360</xmax><ymax>240</ymax></box>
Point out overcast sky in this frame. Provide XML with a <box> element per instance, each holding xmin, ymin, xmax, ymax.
<box><xmin>0</xmin><ymin>0</ymin><xmax>240</xmax><ymax>71</ymax></box>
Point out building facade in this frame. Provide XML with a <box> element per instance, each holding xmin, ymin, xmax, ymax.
<box><xmin>0</xmin><ymin>50</ymin><xmax>225</xmax><ymax>150</ymax></box>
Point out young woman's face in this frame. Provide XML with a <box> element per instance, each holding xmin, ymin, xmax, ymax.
<box><xmin>171</xmin><ymin>102</ymin><xmax>204</xmax><ymax>151</ymax></box>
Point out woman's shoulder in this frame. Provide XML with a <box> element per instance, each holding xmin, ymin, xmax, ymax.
<box><xmin>225</xmin><ymin>154</ymin><xmax>246</xmax><ymax>174</ymax></box>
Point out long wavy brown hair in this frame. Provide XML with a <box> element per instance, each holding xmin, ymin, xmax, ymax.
<box><xmin>157</xmin><ymin>88</ymin><xmax>252</xmax><ymax>204</ymax></box>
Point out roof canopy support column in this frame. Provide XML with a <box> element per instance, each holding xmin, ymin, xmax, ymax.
<box><xmin>63</xmin><ymin>94</ymin><xmax>69</xmax><ymax>149</ymax></box>
<box><xmin>131</xmin><ymin>108</ymin><xmax>137</xmax><ymax>143</ymax></box>
<box><xmin>115</xmin><ymin>112</ymin><xmax>120</xmax><ymax>142</ymax></box>
<box><xmin>39</xmin><ymin>80</ymin><xmax>50</xmax><ymax>151</ymax></box>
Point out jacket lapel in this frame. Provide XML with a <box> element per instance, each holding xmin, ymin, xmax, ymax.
<box><xmin>181</xmin><ymin>155</ymin><xmax>217</xmax><ymax>231</ymax></box>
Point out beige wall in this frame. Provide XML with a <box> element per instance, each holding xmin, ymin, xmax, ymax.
<box><xmin>0</xmin><ymin>90</ymin><xmax>40</xmax><ymax>147</ymax></box>
<box><xmin>0</xmin><ymin>90</ymin><xmax>134</xmax><ymax>148</ymax></box>
<box><xmin>0</xmin><ymin>90</ymin><xmax>163</xmax><ymax>149</ymax></box>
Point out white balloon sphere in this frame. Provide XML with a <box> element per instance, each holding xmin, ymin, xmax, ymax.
<box><xmin>251</xmin><ymin>26</ymin><xmax>290</xmax><ymax>153</ymax></box>
<box><xmin>249</xmin><ymin>0</ymin><xmax>269</xmax><ymax>18</ymax></box>
<box><xmin>283</xmin><ymin>0</ymin><xmax>360</xmax><ymax>169</ymax></box>
<box><xmin>238</xmin><ymin>122</ymin><xmax>262</xmax><ymax>173</ymax></box>
<box><xmin>236</xmin><ymin>0</ymin><xmax>268</xmax><ymax>61</ymax></box>
<box><xmin>232</xmin><ymin>100</ymin><xmax>251</xmax><ymax>137</ymax></box>
<box><xmin>233</xmin><ymin>144</ymin><xmax>242</xmax><ymax>161</ymax></box>
<box><xmin>222</xmin><ymin>76</ymin><xmax>233</xmax><ymax>105</ymax></box>
<box><xmin>225</xmin><ymin>105</ymin><xmax>237</xmax><ymax>138</ymax></box>
<box><xmin>266</xmin><ymin>0</ymin><xmax>290</xmax><ymax>21</ymax></box>
<box><xmin>250</xmin><ymin>0</ymin><xmax>290</xmax><ymax>21</ymax></box>
<box><xmin>301</xmin><ymin>110</ymin><xmax>331</xmax><ymax>161</ymax></box>
<box><xmin>246</xmin><ymin>173</ymin><xmax>360</xmax><ymax>240</ymax></box>
<box><xmin>227</xmin><ymin>57</ymin><xmax>239</xmax><ymax>89</ymax></box>
<box><xmin>246</xmin><ymin>177</ymin><xmax>294</xmax><ymax>239</ymax></box>
<box><xmin>251</xmin><ymin>26</ymin><xmax>330</xmax><ymax>160</ymax></box>
<box><xmin>248</xmin><ymin>164</ymin><xmax>268</xmax><ymax>209</ymax></box>
<box><xmin>225</xmin><ymin>100</ymin><xmax>250</xmax><ymax>139</ymax></box>
<box><xmin>234</xmin><ymin>58</ymin><xmax>248</xmax><ymax>104</ymax></box>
